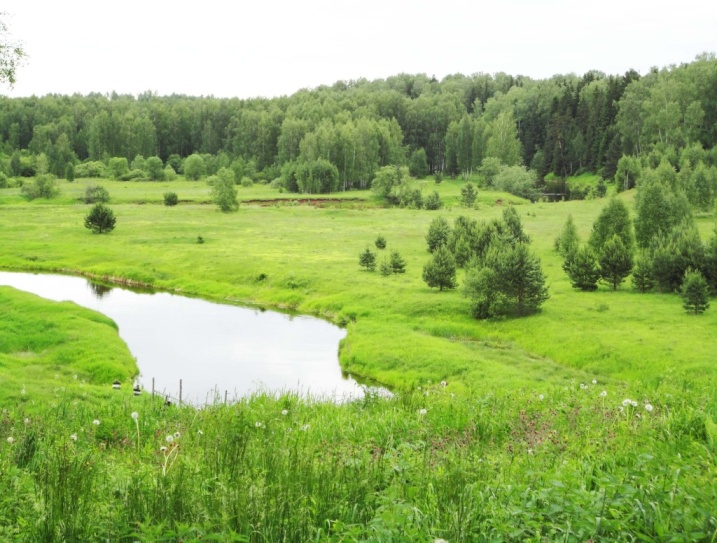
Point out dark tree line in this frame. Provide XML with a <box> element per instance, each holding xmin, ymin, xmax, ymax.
<box><xmin>1</xmin><ymin>55</ymin><xmax>716</xmax><ymax>191</ymax></box>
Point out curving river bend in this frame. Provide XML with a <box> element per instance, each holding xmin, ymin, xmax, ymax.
<box><xmin>0</xmin><ymin>271</ymin><xmax>375</xmax><ymax>403</ymax></box>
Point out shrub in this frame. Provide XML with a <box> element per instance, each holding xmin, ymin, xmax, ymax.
<box><xmin>240</xmin><ymin>176</ymin><xmax>253</xmax><ymax>188</ymax></box>
<box><xmin>74</xmin><ymin>161</ymin><xmax>108</xmax><ymax>179</ymax></box>
<box><xmin>375</xmin><ymin>235</ymin><xmax>387</xmax><ymax>250</ymax></box>
<box><xmin>359</xmin><ymin>248</ymin><xmax>377</xmax><ymax>271</ymax></box>
<box><xmin>84</xmin><ymin>185</ymin><xmax>110</xmax><ymax>204</ymax></box>
<box><xmin>21</xmin><ymin>174</ymin><xmax>59</xmax><ymax>200</ymax></box>
<box><xmin>163</xmin><ymin>165</ymin><xmax>177</xmax><ymax>181</ymax></box>
<box><xmin>681</xmin><ymin>269</ymin><xmax>710</xmax><ymax>314</ymax></box>
<box><xmin>118</xmin><ymin>169</ymin><xmax>146</xmax><ymax>181</ymax></box>
<box><xmin>424</xmin><ymin>191</ymin><xmax>443</xmax><ymax>210</ymax></box>
<box><xmin>163</xmin><ymin>192</ymin><xmax>179</xmax><ymax>206</ymax></box>
<box><xmin>389</xmin><ymin>251</ymin><xmax>406</xmax><ymax>274</ymax></box>
<box><xmin>84</xmin><ymin>204</ymin><xmax>116</xmax><ymax>234</ymax></box>
<box><xmin>460</xmin><ymin>182</ymin><xmax>477</xmax><ymax>207</ymax></box>
<box><xmin>0</xmin><ymin>172</ymin><xmax>7</xmax><ymax>188</ymax></box>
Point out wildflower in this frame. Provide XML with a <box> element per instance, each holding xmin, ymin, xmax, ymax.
<box><xmin>166</xmin><ymin>435</ymin><xmax>174</xmax><ymax>443</ymax></box>
<box><xmin>440</xmin><ymin>381</ymin><xmax>447</xmax><ymax>387</ymax></box>
<box><xmin>418</xmin><ymin>408</ymin><xmax>427</xmax><ymax>416</ymax></box>
<box><xmin>131</xmin><ymin>412</ymin><xmax>139</xmax><ymax>420</ymax></box>
<box><xmin>174</xmin><ymin>431</ymin><xmax>181</xmax><ymax>439</ymax></box>
<box><xmin>622</xmin><ymin>399</ymin><xmax>632</xmax><ymax>406</ymax></box>
<box><xmin>92</xmin><ymin>419</ymin><xmax>100</xmax><ymax>426</ymax></box>
<box><xmin>592</xmin><ymin>379</ymin><xmax>597</xmax><ymax>385</ymax></box>
<box><xmin>580</xmin><ymin>383</ymin><xmax>587</xmax><ymax>390</ymax></box>
<box><xmin>300</xmin><ymin>424</ymin><xmax>310</xmax><ymax>431</ymax></box>
<box><xmin>73</xmin><ymin>374</ymin><xmax>78</xmax><ymax>380</ymax></box>
<box><xmin>197</xmin><ymin>429</ymin><xmax>204</xmax><ymax>435</ymax></box>
<box><xmin>281</xmin><ymin>409</ymin><xmax>289</xmax><ymax>416</ymax></box>
<box><xmin>600</xmin><ymin>391</ymin><xmax>607</xmax><ymax>397</ymax></box>
<box><xmin>24</xmin><ymin>418</ymin><xmax>30</xmax><ymax>424</ymax></box>
<box><xmin>538</xmin><ymin>394</ymin><xmax>544</xmax><ymax>401</ymax></box>
<box><xmin>6</xmin><ymin>437</ymin><xmax>14</xmax><ymax>444</ymax></box>
<box><xmin>644</xmin><ymin>404</ymin><xmax>654</xmax><ymax>412</ymax></box>
<box><xmin>160</xmin><ymin>446</ymin><xmax>168</xmax><ymax>453</ymax></box>
<box><xmin>70</xmin><ymin>434</ymin><xmax>78</xmax><ymax>441</ymax></box>
<box><xmin>527</xmin><ymin>449</ymin><xmax>534</xmax><ymax>455</ymax></box>
<box><xmin>631</xmin><ymin>400</ymin><xmax>638</xmax><ymax>407</ymax></box>
<box><xmin>255</xmin><ymin>421</ymin><xmax>263</xmax><ymax>428</ymax></box>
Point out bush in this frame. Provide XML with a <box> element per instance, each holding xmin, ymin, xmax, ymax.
<box><xmin>240</xmin><ymin>176</ymin><xmax>253</xmax><ymax>188</ymax></box>
<box><xmin>74</xmin><ymin>161</ymin><xmax>108</xmax><ymax>179</ymax></box>
<box><xmin>84</xmin><ymin>185</ymin><xmax>110</xmax><ymax>204</ymax></box>
<box><xmin>0</xmin><ymin>172</ymin><xmax>7</xmax><ymax>188</ymax></box>
<box><xmin>460</xmin><ymin>182</ymin><xmax>477</xmax><ymax>207</ymax></box>
<box><xmin>681</xmin><ymin>268</ymin><xmax>710</xmax><ymax>314</ymax></box>
<box><xmin>359</xmin><ymin>248</ymin><xmax>377</xmax><ymax>271</ymax></box>
<box><xmin>118</xmin><ymin>169</ymin><xmax>146</xmax><ymax>181</ymax></box>
<box><xmin>424</xmin><ymin>191</ymin><xmax>443</xmax><ymax>210</ymax></box>
<box><xmin>163</xmin><ymin>192</ymin><xmax>179</xmax><ymax>206</ymax></box>
<box><xmin>21</xmin><ymin>174</ymin><xmax>60</xmax><ymax>200</ymax></box>
<box><xmin>84</xmin><ymin>204</ymin><xmax>116</xmax><ymax>234</ymax></box>
<box><xmin>375</xmin><ymin>235</ymin><xmax>387</xmax><ymax>250</ymax></box>
<box><xmin>163</xmin><ymin>165</ymin><xmax>177</xmax><ymax>181</ymax></box>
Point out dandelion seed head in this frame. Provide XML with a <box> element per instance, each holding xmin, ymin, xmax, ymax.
<box><xmin>644</xmin><ymin>404</ymin><xmax>654</xmax><ymax>412</ymax></box>
<box><xmin>418</xmin><ymin>408</ymin><xmax>427</xmax><ymax>416</ymax></box>
<box><xmin>622</xmin><ymin>399</ymin><xmax>632</xmax><ymax>406</ymax></box>
<box><xmin>131</xmin><ymin>412</ymin><xmax>139</xmax><ymax>420</ymax></box>
<box><xmin>592</xmin><ymin>379</ymin><xmax>597</xmax><ymax>385</ymax></box>
<box><xmin>70</xmin><ymin>433</ymin><xmax>78</xmax><ymax>441</ymax></box>
<box><xmin>20</xmin><ymin>388</ymin><xmax>26</xmax><ymax>395</ymax></box>
<box><xmin>300</xmin><ymin>424</ymin><xmax>310</xmax><ymax>431</ymax></box>
<box><xmin>6</xmin><ymin>437</ymin><xmax>14</xmax><ymax>444</ymax></box>
<box><xmin>92</xmin><ymin>419</ymin><xmax>100</xmax><ymax>426</ymax></box>
<box><xmin>255</xmin><ymin>421</ymin><xmax>263</xmax><ymax>428</ymax></box>
<box><xmin>160</xmin><ymin>446</ymin><xmax>167</xmax><ymax>452</ymax></box>
<box><xmin>73</xmin><ymin>374</ymin><xmax>78</xmax><ymax>380</ymax></box>
<box><xmin>281</xmin><ymin>409</ymin><xmax>289</xmax><ymax>416</ymax></box>
<box><xmin>197</xmin><ymin>429</ymin><xmax>204</xmax><ymax>435</ymax></box>
<box><xmin>600</xmin><ymin>391</ymin><xmax>607</xmax><ymax>397</ymax></box>
<box><xmin>580</xmin><ymin>383</ymin><xmax>587</xmax><ymax>390</ymax></box>
<box><xmin>166</xmin><ymin>435</ymin><xmax>174</xmax><ymax>443</ymax></box>
<box><xmin>174</xmin><ymin>431</ymin><xmax>181</xmax><ymax>439</ymax></box>
<box><xmin>538</xmin><ymin>394</ymin><xmax>544</xmax><ymax>401</ymax></box>
<box><xmin>631</xmin><ymin>400</ymin><xmax>638</xmax><ymax>407</ymax></box>
<box><xmin>24</xmin><ymin>418</ymin><xmax>30</xmax><ymax>424</ymax></box>
<box><xmin>440</xmin><ymin>381</ymin><xmax>447</xmax><ymax>387</ymax></box>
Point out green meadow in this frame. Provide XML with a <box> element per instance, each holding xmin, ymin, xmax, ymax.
<box><xmin>1</xmin><ymin>177</ymin><xmax>716</xmax><ymax>541</ymax></box>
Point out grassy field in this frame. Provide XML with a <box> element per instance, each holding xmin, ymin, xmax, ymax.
<box><xmin>1</xmin><ymin>176</ymin><xmax>716</xmax><ymax>541</ymax></box>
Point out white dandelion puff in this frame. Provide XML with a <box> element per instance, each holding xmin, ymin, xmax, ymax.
<box><xmin>418</xmin><ymin>408</ymin><xmax>428</xmax><ymax>416</ymax></box>
<box><xmin>6</xmin><ymin>437</ymin><xmax>14</xmax><ymax>444</ymax></box>
<box><xmin>600</xmin><ymin>391</ymin><xmax>607</xmax><ymax>397</ymax></box>
<box><xmin>644</xmin><ymin>404</ymin><xmax>654</xmax><ymax>412</ymax></box>
<box><xmin>592</xmin><ymin>379</ymin><xmax>597</xmax><ymax>385</ymax></box>
<box><xmin>622</xmin><ymin>399</ymin><xmax>632</xmax><ymax>406</ymax></box>
<box><xmin>70</xmin><ymin>433</ymin><xmax>78</xmax><ymax>442</ymax></box>
<box><xmin>281</xmin><ymin>409</ymin><xmax>289</xmax><ymax>416</ymax></box>
<box><xmin>255</xmin><ymin>421</ymin><xmax>263</xmax><ymax>428</ymax></box>
<box><xmin>174</xmin><ymin>432</ymin><xmax>181</xmax><ymax>439</ymax></box>
<box><xmin>131</xmin><ymin>412</ymin><xmax>139</xmax><ymax>420</ymax></box>
<box><xmin>166</xmin><ymin>435</ymin><xmax>174</xmax><ymax>443</ymax></box>
<box><xmin>92</xmin><ymin>419</ymin><xmax>100</xmax><ymax>426</ymax></box>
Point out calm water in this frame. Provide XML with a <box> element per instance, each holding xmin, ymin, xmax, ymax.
<box><xmin>0</xmin><ymin>271</ymin><xmax>373</xmax><ymax>403</ymax></box>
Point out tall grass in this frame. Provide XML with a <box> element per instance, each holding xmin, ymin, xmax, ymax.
<box><xmin>1</xmin><ymin>378</ymin><xmax>716</xmax><ymax>542</ymax></box>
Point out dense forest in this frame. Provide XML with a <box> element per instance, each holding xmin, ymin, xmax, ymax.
<box><xmin>1</xmin><ymin>54</ymin><xmax>716</xmax><ymax>198</ymax></box>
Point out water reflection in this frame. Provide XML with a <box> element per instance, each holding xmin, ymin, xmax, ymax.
<box><xmin>0</xmin><ymin>271</ymin><xmax>386</xmax><ymax>403</ymax></box>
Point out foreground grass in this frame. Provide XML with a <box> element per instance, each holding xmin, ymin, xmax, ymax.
<box><xmin>2</xmin><ymin>372</ymin><xmax>716</xmax><ymax>542</ymax></box>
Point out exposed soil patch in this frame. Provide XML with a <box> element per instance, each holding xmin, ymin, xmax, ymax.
<box><xmin>243</xmin><ymin>198</ymin><xmax>366</xmax><ymax>207</ymax></box>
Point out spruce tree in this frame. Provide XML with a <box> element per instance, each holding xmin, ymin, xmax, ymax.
<box><xmin>426</xmin><ymin>216</ymin><xmax>451</xmax><ymax>253</ymax></box>
<box><xmin>358</xmin><ymin>248</ymin><xmax>377</xmax><ymax>271</ymax></box>
<box><xmin>598</xmin><ymin>234</ymin><xmax>633</xmax><ymax>290</ymax></box>
<box><xmin>554</xmin><ymin>214</ymin><xmax>580</xmax><ymax>257</ymax></box>
<box><xmin>681</xmin><ymin>269</ymin><xmax>710</xmax><ymax>314</ymax></box>
<box><xmin>563</xmin><ymin>246</ymin><xmax>600</xmax><ymax>291</ymax></box>
<box><xmin>389</xmin><ymin>251</ymin><xmax>406</xmax><ymax>274</ymax></box>
<box><xmin>422</xmin><ymin>246</ymin><xmax>457</xmax><ymax>291</ymax></box>
<box><xmin>84</xmin><ymin>203</ymin><xmax>116</xmax><ymax>234</ymax></box>
<box><xmin>631</xmin><ymin>252</ymin><xmax>655</xmax><ymax>293</ymax></box>
<box><xmin>589</xmin><ymin>197</ymin><xmax>634</xmax><ymax>253</ymax></box>
<box><xmin>460</xmin><ymin>182</ymin><xmax>477</xmax><ymax>207</ymax></box>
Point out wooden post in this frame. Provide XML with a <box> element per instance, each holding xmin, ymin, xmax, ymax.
<box><xmin>224</xmin><ymin>390</ymin><xmax>228</xmax><ymax>404</ymax></box>
<box><xmin>179</xmin><ymin>379</ymin><xmax>183</xmax><ymax>406</ymax></box>
<box><xmin>152</xmin><ymin>377</ymin><xmax>155</xmax><ymax>396</ymax></box>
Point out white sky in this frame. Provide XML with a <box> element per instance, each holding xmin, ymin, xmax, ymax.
<box><xmin>2</xmin><ymin>0</ymin><xmax>716</xmax><ymax>99</ymax></box>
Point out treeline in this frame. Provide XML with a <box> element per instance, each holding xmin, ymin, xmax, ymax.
<box><xmin>0</xmin><ymin>54</ymin><xmax>716</xmax><ymax>193</ymax></box>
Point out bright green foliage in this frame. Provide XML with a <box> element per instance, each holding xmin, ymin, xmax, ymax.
<box><xmin>65</xmin><ymin>163</ymin><xmax>75</xmax><ymax>182</ymax></box>
<box><xmin>494</xmin><ymin>166</ymin><xmax>538</xmax><ymax>201</ymax></box>
<box><xmin>554</xmin><ymin>214</ymin><xmax>580</xmax><ymax>257</ymax></box>
<box><xmin>130</xmin><ymin>155</ymin><xmax>146</xmax><ymax>172</ymax></box>
<box><xmin>460</xmin><ymin>182</ymin><xmax>477</xmax><ymax>207</ymax></box>
<box><xmin>433</xmin><ymin>171</ymin><xmax>443</xmax><ymax>184</ymax></box>
<box><xmin>145</xmin><ymin>156</ymin><xmax>165</xmax><ymax>181</ymax></box>
<box><xmin>634</xmin><ymin>171</ymin><xmax>692</xmax><ymax>249</ymax></box>
<box><xmin>296</xmin><ymin>159</ymin><xmax>339</xmax><ymax>194</ymax></box>
<box><xmin>389</xmin><ymin>251</ymin><xmax>406</xmax><ymax>274</ymax></box>
<box><xmin>478</xmin><ymin>157</ymin><xmax>503</xmax><ymax>187</ymax></box>
<box><xmin>163</xmin><ymin>192</ymin><xmax>179</xmax><ymax>206</ymax></box>
<box><xmin>681</xmin><ymin>269</ymin><xmax>711</xmax><ymax>314</ymax></box>
<box><xmin>21</xmin><ymin>174</ymin><xmax>59</xmax><ymax>200</ymax></box>
<box><xmin>501</xmin><ymin>206</ymin><xmax>530</xmax><ymax>244</ymax></box>
<box><xmin>375</xmin><ymin>235</ymin><xmax>386</xmax><ymax>250</ymax></box>
<box><xmin>84</xmin><ymin>203</ymin><xmax>116</xmax><ymax>234</ymax></box>
<box><xmin>704</xmin><ymin>231</ymin><xmax>717</xmax><ymax>293</ymax></box>
<box><xmin>108</xmin><ymin>157</ymin><xmax>130</xmax><ymax>180</ymax></box>
<box><xmin>426</xmin><ymin>216</ymin><xmax>451</xmax><ymax>253</ymax></box>
<box><xmin>422</xmin><ymin>245</ymin><xmax>457</xmax><ymax>291</ymax></box>
<box><xmin>631</xmin><ymin>252</ymin><xmax>655</xmax><ymax>293</ymax></box>
<box><xmin>690</xmin><ymin>164</ymin><xmax>717</xmax><ymax>211</ymax></box>
<box><xmin>599</xmin><ymin>234</ymin><xmax>633</xmax><ymax>290</ymax></box>
<box><xmin>84</xmin><ymin>185</ymin><xmax>110</xmax><ymax>204</ymax></box>
<box><xmin>589</xmin><ymin>198</ymin><xmax>634</xmax><ymax>253</ymax></box>
<box><xmin>408</xmin><ymin>148</ymin><xmax>429</xmax><ymax>178</ymax></box>
<box><xmin>358</xmin><ymin>247</ymin><xmax>377</xmax><ymax>271</ymax></box>
<box><xmin>164</xmin><ymin>165</ymin><xmax>177</xmax><ymax>181</ymax></box>
<box><xmin>423</xmin><ymin>191</ymin><xmax>442</xmax><ymax>210</ymax></box>
<box><xmin>563</xmin><ymin>246</ymin><xmax>600</xmax><ymax>291</ymax></box>
<box><xmin>183</xmin><ymin>154</ymin><xmax>206</xmax><ymax>180</ymax></box>
<box><xmin>615</xmin><ymin>155</ymin><xmax>641</xmax><ymax>192</ymax></box>
<box><xmin>0</xmin><ymin>15</ymin><xmax>25</xmax><ymax>87</ymax></box>
<box><xmin>466</xmin><ymin>242</ymin><xmax>549</xmax><ymax>317</ymax></box>
<box><xmin>650</xmin><ymin>223</ymin><xmax>704</xmax><ymax>292</ymax></box>
<box><xmin>485</xmin><ymin>110</ymin><xmax>522</xmax><ymax>166</ymax></box>
<box><xmin>75</xmin><ymin>161</ymin><xmax>109</xmax><ymax>179</ymax></box>
<box><xmin>371</xmin><ymin>165</ymin><xmax>410</xmax><ymax>204</ymax></box>
<box><xmin>212</xmin><ymin>168</ymin><xmax>238</xmax><ymax>212</ymax></box>
<box><xmin>240</xmin><ymin>176</ymin><xmax>253</xmax><ymax>188</ymax></box>
<box><xmin>379</xmin><ymin>258</ymin><xmax>392</xmax><ymax>276</ymax></box>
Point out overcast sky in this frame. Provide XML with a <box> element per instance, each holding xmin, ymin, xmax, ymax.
<box><xmin>2</xmin><ymin>0</ymin><xmax>716</xmax><ymax>99</ymax></box>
